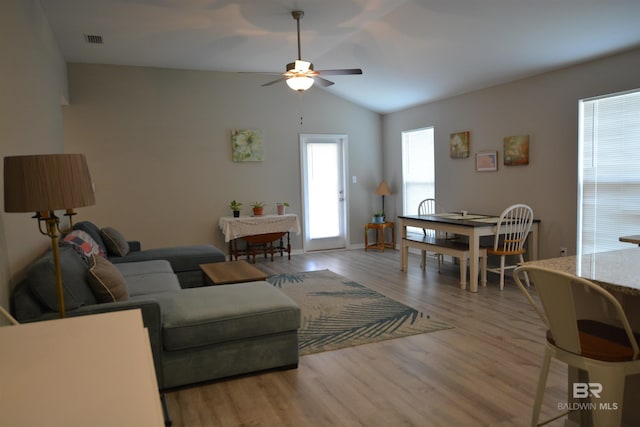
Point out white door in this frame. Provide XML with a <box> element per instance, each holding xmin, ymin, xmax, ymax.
<box><xmin>300</xmin><ymin>134</ymin><xmax>348</xmax><ymax>251</ymax></box>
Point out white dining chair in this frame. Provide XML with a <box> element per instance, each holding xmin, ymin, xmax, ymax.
<box><xmin>485</xmin><ymin>203</ymin><xmax>534</xmax><ymax>289</ymax></box>
<box><xmin>514</xmin><ymin>265</ymin><xmax>640</xmax><ymax>427</ymax></box>
<box><xmin>417</xmin><ymin>198</ymin><xmax>444</xmax><ymax>270</ymax></box>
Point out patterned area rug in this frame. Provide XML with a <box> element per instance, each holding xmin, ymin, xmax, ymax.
<box><xmin>267</xmin><ymin>270</ymin><xmax>453</xmax><ymax>355</ymax></box>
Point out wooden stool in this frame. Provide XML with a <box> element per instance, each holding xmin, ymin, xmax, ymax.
<box><xmin>365</xmin><ymin>221</ymin><xmax>395</xmax><ymax>251</ymax></box>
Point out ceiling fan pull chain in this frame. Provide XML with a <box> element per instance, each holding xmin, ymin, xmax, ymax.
<box><xmin>299</xmin><ymin>91</ymin><xmax>304</xmax><ymax>125</ymax></box>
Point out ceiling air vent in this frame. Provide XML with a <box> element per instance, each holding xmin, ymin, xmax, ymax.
<box><xmin>84</xmin><ymin>34</ymin><xmax>103</xmax><ymax>44</ymax></box>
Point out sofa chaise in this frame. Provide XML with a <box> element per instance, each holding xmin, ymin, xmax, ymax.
<box><xmin>11</xmin><ymin>234</ymin><xmax>301</xmax><ymax>390</ymax></box>
<box><xmin>72</xmin><ymin>220</ymin><xmax>226</xmax><ymax>288</ymax></box>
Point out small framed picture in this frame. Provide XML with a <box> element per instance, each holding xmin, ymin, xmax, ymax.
<box><xmin>476</xmin><ymin>151</ymin><xmax>498</xmax><ymax>172</ymax></box>
<box><xmin>231</xmin><ymin>129</ymin><xmax>264</xmax><ymax>162</ymax></box>
<box><xmin>503</xmin><ymin>134</ymin><xmax>529</xmax><ymax>166</ymax></box>
<box><xmin>450</xmin><ymin>131</ymin><xmax>470</xmax><ymax>158</ymax></box>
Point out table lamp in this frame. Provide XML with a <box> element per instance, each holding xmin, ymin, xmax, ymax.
<box><xmin>4</xmin><ymin>154</ymin><xmax>95</xmax><ymax>318</ymax></box>
<box><xmin>375</xmin><ymin>180</ymin><xmax>391</xmax><ymax>217</ymax></box>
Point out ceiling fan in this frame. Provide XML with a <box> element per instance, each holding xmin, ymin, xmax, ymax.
<box><xmin>260</xmin><ymin>10</ymin><xmax>363</xmax><ymax>91</ymax></box>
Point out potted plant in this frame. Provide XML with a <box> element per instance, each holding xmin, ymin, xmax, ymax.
<box><xmin>372</xmin><ymin>212</ymin><xmax>385</xmax><ymax>224</ymax></box>
<box><xmin>229</xmin><ymin>200</ymin><xmax>242</xmax><ymax>217</ymax></box>
<box><xmin>251</xmin><ymin>201</ymin><xmax>266</xmax><ymax>216</ymax></box>
<box><xmin>276</xmin><ymin>202</ymin><xmax>290</xmax><ymax>215</ymax></box>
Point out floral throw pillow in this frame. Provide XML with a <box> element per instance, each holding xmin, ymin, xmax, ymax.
<box><xmin>61</xmin><ymin>229</ymin><xmax>106</xmax><ymax>258</ymax></box>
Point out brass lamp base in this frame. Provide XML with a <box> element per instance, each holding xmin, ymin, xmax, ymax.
<box><xmin>38</xmin><ymin>211</ymin><xmax>69</xmax><ymax>318</ymax></box>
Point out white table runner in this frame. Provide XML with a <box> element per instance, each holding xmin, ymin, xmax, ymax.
<box><xmin>219</xmin><ymin>214</ymin><xmax>301</xmax><ymax>242</ymax></box>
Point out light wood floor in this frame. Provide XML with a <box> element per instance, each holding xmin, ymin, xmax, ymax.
<box><xmin>166</xmin><ymin>249</ymin><xmax>570</xmax><ymax>427</ymax></box>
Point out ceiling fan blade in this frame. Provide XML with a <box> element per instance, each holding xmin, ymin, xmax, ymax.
<box><xmin>313</xmin><ymin>76</ymin><xmax>335</xmax><ymax>87</ymax></box>
<box><xmin>317</xmin><ymin>69</ymin><xmax>363</xmax><ymax>76</ymax></box>
<box><xmin>240</xmin><ymin>71</ymin><xmax>283</xmax><ymax>76</ymax></box>
<box><xmin>261</xmin><ymin>77</ymin><xmax>286</xmax><ymax>87</ymax></box>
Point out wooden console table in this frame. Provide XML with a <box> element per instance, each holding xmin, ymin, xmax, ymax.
<box><xmin>219</xmin><ymin>214</ymin><xmax>301</xmax><ymax>262</ymax></box>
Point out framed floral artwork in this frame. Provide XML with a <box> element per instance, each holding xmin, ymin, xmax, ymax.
<box><xmin>503</xmin><ymin>134</ymin><xmax>529</xmax><ymax>166</ymax></box>
<box><xmin>231</xmin><ymin>129</ymin><xmax>264</xmax><ymax>162</ymax></box>
<box><xmin>476</xmin><ymin>151</ymin><xmax>498</xmax><ymax>172</ymax></box>
<box><xmin>450</xmin><ymin>131</ymin><xmax>470</xmax><ymax>158</ymax></box>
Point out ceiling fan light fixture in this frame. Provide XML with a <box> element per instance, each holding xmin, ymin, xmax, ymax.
<box><xmin>286</xmin><ymin>76</ymin><xmax>314</xmax><ymax>91</ymax></box>
<box><xmin>257</xmin><ymin>10</ymin><xmax>362</xmax><ymax>93</ymax></box>
<box><xmin>294</xmin><ymin>60</ymin><xmax>311</xmax><ymax>72</ymax></box>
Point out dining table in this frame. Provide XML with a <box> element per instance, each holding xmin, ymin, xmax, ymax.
<box><xmin>619</xmin><ymin>234</ymin><xmax>640</xmax><ymax>246</ymax></box>
<box><xmin>398</xmin><ymin>212</ymin><xmax>540</xmax><ymax>292</ymax></box>
<box><xmin>525</xmin><ymin>248</ymin><xmax>640</xmax><ymax>425</ymax></box>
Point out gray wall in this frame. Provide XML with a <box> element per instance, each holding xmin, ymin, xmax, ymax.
<box><xmin>0</xmin><ymin>0</ymin><xmax>68</xmax><ymax>319</ymax></box>
<box><xmin>2</xmin><ymin>0</ymin><xmax>640</xmax><ymax>316</ymax></box>
<box><xmin>62</xmin><ymin>64</ymin><xmax>382</xmax><ymax>253</ymax></box>
<box><xmin>383</xmin><ymin>48</ymin><xmax>640</xmax><ymax>259</ymax></box>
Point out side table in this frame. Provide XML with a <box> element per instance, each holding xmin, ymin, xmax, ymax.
<box><xmin>365</xmin><ymin>221</ymin><xmax>395</xmax><ymax>251</ymax></box>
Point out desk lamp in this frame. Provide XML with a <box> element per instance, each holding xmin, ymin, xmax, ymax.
<box><xmin>4</xmin><ymin>154</ymin><xmax>95</xmax><ymax>318</ymax></box>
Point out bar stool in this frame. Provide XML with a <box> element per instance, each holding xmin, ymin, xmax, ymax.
<box><xmin>514</xmin><ymin>265</ymin><xmax>640</xmax><ymax>427</ymax></box>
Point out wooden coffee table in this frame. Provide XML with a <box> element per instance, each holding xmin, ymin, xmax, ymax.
<box><xmin>200</xmin><ymin>260</ymin><xmax>268</xmax><ymax>285</ymax></box>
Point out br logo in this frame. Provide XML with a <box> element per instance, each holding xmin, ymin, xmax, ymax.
<box><xmin>573</xmin><ymin>382</ymin><xmax>602</xmax><ymax>398</ymax></box>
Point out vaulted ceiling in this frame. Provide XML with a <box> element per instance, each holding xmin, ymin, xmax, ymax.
<box><xmin>40</xmin><ymin>0</ymin><xmax>640</xmax><ymax>113</ymax></box>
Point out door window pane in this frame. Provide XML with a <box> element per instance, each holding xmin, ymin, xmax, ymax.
<box><xmin>307</xmin><ymin>142</ymin><xmax>340</xmax><ymax>239</ymax></box>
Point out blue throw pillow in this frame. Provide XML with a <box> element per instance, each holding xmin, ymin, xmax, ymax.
<box><xmin>100</xmin><ymin>226</ymin><xmax>130</xmax><ymax>257</ymax></box>
<box><xmin>27</xmin><ymin>245</ymin><xmax>97</xmax><ymax>312</ymax></box>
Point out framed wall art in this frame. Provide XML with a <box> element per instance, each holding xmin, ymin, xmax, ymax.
<box><xmin>231</xmin><ymin>129</ymin><xmax>264</xmax><ymax>162</ymax></box>
<box><xmin>503</xmin><ymin>134</ymin><xmax>529</xmax><ymax>166</ymax></box>
<box><xmin>476</xmin><ymin>151</ymin><xmax>498</xmax><ymax>172</ymax></box>
<box><xmin>450</xmin><ymin>131</ymin><xmax>470</xmax><ymax>158</ymax></box>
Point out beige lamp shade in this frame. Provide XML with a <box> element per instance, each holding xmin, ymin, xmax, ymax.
<box><xmin>4</xmin><ymin>154</ymin><xmax>95</xmax><ymax>213</ymax></box>
<box><xmin>375</xmin><ymin>180</ymin><xmax>391</xmax><ymax>196</ymax></box>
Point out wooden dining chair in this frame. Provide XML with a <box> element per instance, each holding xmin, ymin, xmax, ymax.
<box><xmin>485</xmin><ymin>203</ymin><xmax>534</xmax><ymax>289</ymax></box>
<box><xmin>514</xmin><ymin>265</ymin><xmax>640</xmax><ymax>427</ymax></box>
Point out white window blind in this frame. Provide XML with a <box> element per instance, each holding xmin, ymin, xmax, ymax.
<box><xmin>402</xmin><ymin>127</ymin><xmax>435</xmax><ymax>218</ymax></box>
<box><xmin>578</xmin><ymin>89</ymin><xmax>640</xmax><ymax>254</ymax></box>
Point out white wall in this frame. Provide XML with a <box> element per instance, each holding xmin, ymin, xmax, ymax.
<box><xmin>63</xmin><ymin>64</ymin><xmax>382</xmax><ymax>253</ymax></box>
<box><xmin>0</xmin><ymin>0</ymin><xmax>68</xmax><ymax>317</ymax></box>
<box><xmin>383</xmin><ymin>48</ymin><xmax>640</xmax><ymax>259</ymax></box>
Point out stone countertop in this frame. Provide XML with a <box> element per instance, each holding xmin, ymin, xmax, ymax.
<box><xmin>526</xmin><ymin>248</ymin><xmax>640</xmax><ymax>296</ymax></box>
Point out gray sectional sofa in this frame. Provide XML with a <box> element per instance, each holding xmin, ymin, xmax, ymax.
<box><xmin>11</xmin><ymin>223</ymin><xmax>301</xmax><ymax>390</ymax></box>
<box><xmin>73</xmin><ymin>220</ymin><xmax>226</xmax><ymax>288</ymax></box>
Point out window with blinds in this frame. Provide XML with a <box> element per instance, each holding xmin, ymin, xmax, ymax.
<box><xmin>402</xmin><ymin>127</ymin><xmax>435</xmax><ymax>222</ymax></box>
<box><xmin>578</xmin><ymin>88</ymin><xmax>640</xmax><ymax>254</ymax></box>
